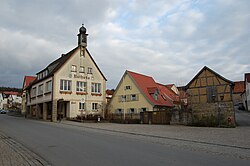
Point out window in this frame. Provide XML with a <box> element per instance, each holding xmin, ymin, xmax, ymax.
<box><xmin>154</xmin><ymin>90</ymin><xmax>158</xmax><ymax>101</ymax></box>
<box><xmin>79</xmin><ymin>66</ymin><xmax>85</xmax><ymax>73</ymax></box>
<box><xmin>37</xmin><ymin>73</ymin><xmax>42</xmax><ymax>80</ymax></box>
<box><xmin>45</xmin><ymin>81</ymin><xmax>52</xmax><ymax>92</ymax></box>
<box><xmin>131</xmin><ymin>94</ymin><xmax>137</xmax><ymax>101</ymax></box>
<box><xmin>129</xmin><ymin>108</ymin><xmax>135</xmax><ymax>114</ymax></box>
<box><xmin>207</xmin><ymin>86</ymin><xmax>217</xmax><ymax>103</ymax></box>
<box><xmin>42</xmin><ymin>70</ymin><xmax>48</xmax><ymax>77</ymax></box>
<box><xmin>60</xmin><ymin>80</ymin><xmax>72</xmax><ymax>91</ymax></box>
<box><xmin>125</xmin><ymin>86</ymin><xmax>131</xmax><ymax>90</ymax></box>
<box><xmin>141</xmin><ymin>108</ymin><xmax>147</xmax><ymax>112</ymax></box>
<box><xmin>71</xmin><ymin>65</ymin><xmax>77</xmax><ymax>72</ymax></box>
<box><xmin>120</xmin><ymin>95</ymin><xmax>126</xmax><ymax>102</ymax></box>
<box><xmin>31</xmin><ymin>87</ymin><xmax>37</xmax><ymax>97</ymax></box>
<box><xmin>92</xmin><ymin>103</ymin><xmax>98</xmax><ymax>110</ymax></box>
<box><xmin>116</xmin><ymin>109</ymin><xmax>123</xmax><ymax>114</ymax></box>
<box><xmin>76</xmin><ymin>81</ymin><xmax>87</xmax><ymax>92</ymax></box>
<box><xmin>80</xmin><ymin>49</ymin><xmax>85</xmax><ymax>57</ymax></box>
<box><xmin>91</xmin><ymin>83</ymin><xmax>101</xmax><ymax>93</ymax></box>
<box><xmin>38</xmin><ymin>84</ymin><xmax>43</xmax><ymax>95</ymax></box>
<box><xmin>79</xmin><ymin>102</ymin><xmax>85</xmax><ymax>110</ymax></box>
<box><xmin>87</xmin><ymin>67</ymin><xmax>92</xmax><ymax>74</ymax></box>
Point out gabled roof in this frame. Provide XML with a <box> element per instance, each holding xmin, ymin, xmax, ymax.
<box><xmin>127</xmin><ymin>71</ymin><xmax>173</xmax><ymax>107</ymax></box>
<box><xmin>157</xmin><ymin>83</ymin><xmax>180</xmax><ymax>103</ymax></box>
<box><xmin>22</xmin><ymin>76</ymin><xmax>36</xmax><ymax>89</ymax></box>
<box><xmin>186</xmin><ymin>66</ymin><xmax>234</xmax><ymax>89</ymax></box>
<box><xmin>233</xmin><ymin>81</ymin><xmax>244</xmax><ymax>93</ymax></box>
<box><xmin>28</xmin><ymin>46</ymin><xmax>107</xmax><ymax>88</ymax></box>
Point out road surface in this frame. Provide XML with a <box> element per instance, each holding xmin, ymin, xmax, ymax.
<box><xmin>0</xmin><ymin>115</ymin><xmax>249</xmax><ymax>166</ymax></box>
<box><xmin>235</xmin><ymin>109</ymin><xmax>250</xmax><ymax>126</ymax></box>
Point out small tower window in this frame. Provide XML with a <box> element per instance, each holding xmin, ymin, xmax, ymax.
<box><xmin>87</xmin><ymin>67</ymin><xmax>92</xmax><ymax>74</ymax></box>
<box><xmin>71</xmin><ymin>65</ymin><xmax>77</xmax><ymax>72</ymax></box>
<box><xmin>80</xmin><ymin>66</ymin><xmax>85</xmax><ymax>73</ymax></box>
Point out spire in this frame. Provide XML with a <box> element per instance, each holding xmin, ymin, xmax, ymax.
<box><xmin>77</xmin><ymin>24</ymin><xmax>88</xmax><ymax>47</ymax></box>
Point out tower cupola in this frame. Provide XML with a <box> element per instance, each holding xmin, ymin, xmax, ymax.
<box><xmin>78</xmin><ymin>24</ymin><xmax>88</xmax><ymax>47</ymax></box>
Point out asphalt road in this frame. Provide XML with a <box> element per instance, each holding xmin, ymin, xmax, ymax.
<box><xmin>0</xmin><ymin>115</ymin><xmax>249</xmax><ymax>166</ymax></box>
<box><xmin>235</xmin><ymin>109</ymin><xmax>250</xmax><ymax>126</ymax></box>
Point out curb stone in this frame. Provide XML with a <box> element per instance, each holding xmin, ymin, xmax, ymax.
<box><xmin>0</xmin><ymin>131</ymin><xmax>51</xmax><ymax>166</ymax></box>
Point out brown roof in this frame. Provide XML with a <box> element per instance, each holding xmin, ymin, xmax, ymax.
<box><xmin>233</xmin><ymin>81</ymin><xmax>244</xmax><ymax>93</ymax></box>
<box><xmin>186</xmin><ymin>66</ymin><xmax>234</xmax><ymax>89</ymax></box>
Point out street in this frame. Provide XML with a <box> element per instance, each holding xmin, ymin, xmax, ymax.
<box><xmin>235</xmin><ymin>109</ymin><xmax>250</xmax><ymax>126</ymax></box>
<box><xmin>0</xmin><ymin>115</ymin><xmax>250</xmax><ymax>166</ymax></box>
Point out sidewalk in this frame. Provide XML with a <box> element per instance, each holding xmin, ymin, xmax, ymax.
<box><xmin>0</xmin><ymin>131</ymin><xmax>50</xmax><ymax>166</ymax></box>
<box><xmin>61</xmin><ymin>120</ymin><xmax>250</xmax><ymax>150</ymax></box>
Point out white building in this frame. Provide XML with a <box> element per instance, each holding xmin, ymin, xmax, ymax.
<box><xmin>26</xmin><ymin>25</ymin><xmax>107</xmax><ymax>121</ymax></box>
<box><xmin>242</xmin><ymin>73</ymin><xmax>250</xmax><ymax>111</ymax></box>
<box><xmin>0</xmin><ymin>92</ymin><xmax>22</xmax><ymax>110</ymax></box>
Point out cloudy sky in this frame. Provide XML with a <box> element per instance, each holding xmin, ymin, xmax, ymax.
<box><xmin>0</xmin><ymin>0</ymin><xmax>249</xmax><ymax>89</ymax></box>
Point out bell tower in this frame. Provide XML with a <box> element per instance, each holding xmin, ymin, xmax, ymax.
<box><xmin>78</xmin><ymin>24</ymin><xmax>88</xmax><ymax>47</ymax></box>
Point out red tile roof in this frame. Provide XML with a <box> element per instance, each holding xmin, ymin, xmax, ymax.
<box><xmin>23</xmin><ymin>76</ymin><xmax>36</xmax><ymax>89</ymax></box>
<box><xmin>233</xmin><ymin>81</ymin><xmax>244</xmax><ymax>93</ymax></box>
<box><xmin>3</xmin><ymin>91</ymin><xmax>21</xmax><ymax>96</ymax></box>
<box><xmin>106</xmin><ymin>89</ymin><xmax>115</xmax><ymax>95</ymax></box>
<box><xmin>127</xmin><ymin>71</ymin><xmax>173</xmax><ymax>107</ymax></box>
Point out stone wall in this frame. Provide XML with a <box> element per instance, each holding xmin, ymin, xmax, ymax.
<box><xmin>189</xmin><ymin>101</ymin><xmax>235</xmax><ymax>127</ymax></box>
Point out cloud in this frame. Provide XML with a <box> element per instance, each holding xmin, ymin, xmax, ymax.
<box><xmin>0</xmin><ymin>0</ymin><xmax>249</xmax><ymax>89</ymax></box>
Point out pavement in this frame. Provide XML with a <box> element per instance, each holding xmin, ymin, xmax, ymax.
<box><xmin>0</xmin><ymin>131</ymin><xmax>50</xmax><ymax>166</ymax></box>
<box><xmin>61</xmin><ymin>120</ymin><xmax>250</xmax><ymax>149</ymax></box>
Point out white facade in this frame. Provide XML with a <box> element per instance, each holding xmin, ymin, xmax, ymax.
<box><xmin>26</xmin><ymin>25</ymin><xmax>107</xmax><ymax>121</ymax></box>
<box><xmin>243</xmin><ymin>81</ymin><xmax>250</xmax><ymax>111</ymax></box>
<box><xmin>0</xmin><ymin>93</ymin><xmax>3</xmax><ymax>109</ymax></box>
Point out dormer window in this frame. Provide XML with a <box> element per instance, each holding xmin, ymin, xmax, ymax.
<box><xmin>154</xmin><ymin>89</ymin><xmax>159</xmax><ymax>101</ymax></box>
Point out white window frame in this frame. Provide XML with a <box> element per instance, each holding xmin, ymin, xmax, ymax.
<box><xmin>79</xmin><ymin>66</ymin><xmax>85</xmax><ymax>73</ymax></box>
<box><xmin>45</xmin><ymin>81</ymin><xmax>52</xmax><ymax>92</ymax></box>
<box><xmin>120</xmin><ymin>95</ymin><xmax>126</xmax><ymax>102</ymax></box>
<box><xmin>71</xmin><ymin>65</ymin><xmax>77</xmax><ymax>72</ymax></box>
<box><xmin>131</xmin><ymin>94</ymin><xmax>137</xmax><ymax>101</ymax></box>
<box><xmin>31</xmin><ymin>87</ymin><xmax>37</xmax><ymax>97</ymax></box>
<box><xmin>92</xmin><ymin>103</ymin><xmax>98</xmax><ymax>111</ymax></box>
<box><xmin>129</xmin><ymin>108</ymin><xmax>135</xmax><ymax>114</ymax></box>
<box><xmin>87</xmin><ymin>67</ymin><xmax>92</xmax><ymax>74</ymax></box>
<box><xmin>38</xmin><ymin>84</ymin><xmax>43</xmax><ymax>95</ymax></box>
<box><xmin>76</xmin><ymin>81</ymin><xmax>87</xmax><ymax>92</ymax></box>
<box><xmin>60</xmin><ymin>80</ymin><xmax>72</xmax><ymax>91</ymax></box>
<box><xmin>79</xmin><ymin>102</ymin><xmax>85</xmax><ymax>110</ymax></box>
<box><xmin>91</xmin><ymin>83</ymin><xmax>101</xmax><ymax>93</ymax></box>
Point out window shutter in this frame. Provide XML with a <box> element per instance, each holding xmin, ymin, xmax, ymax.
<box><xmin>126</xmin><ymin>95</ymin><xmax>130</xmax><ymax>101</ymax></box>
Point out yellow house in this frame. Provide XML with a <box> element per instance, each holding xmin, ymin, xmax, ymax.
<box><xmin>25</xmin><ymin>25</ymin><xmax>107</xmax><ymax>122</ymax></box>
<box><xmin>185</xmin><ymin>66</ymin><xmax>235</xmax><ymax>127</ymax></box>
<box><xmin>107</xmin><ymin>70</ymin><xmax>173</xmax><ymax>121</ymax></box>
